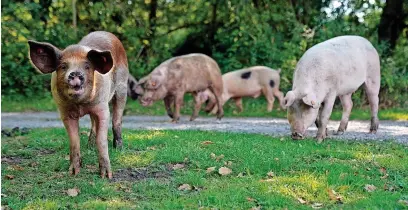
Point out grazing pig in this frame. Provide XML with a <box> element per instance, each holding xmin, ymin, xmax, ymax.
<box><xmin>199</xmin><ymin>66</ymin><xmax>285</xmax><ymax>114</ymax></box>
<box><xmin>284</xmin><ymin>35</ymin><xmax>380</xmax><ymax>142</ymax></box>
<box><xmin>135</xmin><ymin>53</ymin><xmax>224</xmax><ymax>122</ymax></box>
<box><xmin>127</xmin><ymin>73</ymin><xmax>140</xmax><ymax>100</ymax></box>
<box><xmin>28</xmin><ymin>31</ymin><xmax>129</xmax><ymax>178</ymax></box>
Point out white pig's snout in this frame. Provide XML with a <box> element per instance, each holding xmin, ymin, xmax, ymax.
<box><xmin>291</xmin><ymin>132</ymin><xmax>305</xmax><ymax>140</ymax></box>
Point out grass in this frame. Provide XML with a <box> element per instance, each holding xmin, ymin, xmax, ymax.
<box><xmin>2</xmin><ymin>95</ymin><xmax>408</xmax><ymax>121</ymax></box>
<box><xmin>1</xmin><ymin>129</ymin><xmax>408</xmax><ymax>209</ymax></box>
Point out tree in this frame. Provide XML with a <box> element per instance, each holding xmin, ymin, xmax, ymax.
<box><xmin>378</xmin><ymin>0</ymin><xmax>408</xmax><ymax>50</ymax></box>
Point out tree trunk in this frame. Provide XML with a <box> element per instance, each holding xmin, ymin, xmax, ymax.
<box><xmin>378</xmin><ymin>0</ymin><xmax>406</xmax><ymax>50</ymax></box>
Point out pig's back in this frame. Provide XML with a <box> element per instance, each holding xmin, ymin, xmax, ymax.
<box><xmin>79</xmin><ymin>31</ymin><xmax>128</xmax><ymax>68</ymax></box>
<box><xmin>166</xmin><ymin>54</ymin><xmax>222</xmax><ymax>92</ymax></box>
<box><xmin>223</xmin><ymin>66</ymin><xmax>278</xmax><ymax>97</ymax></box>
<box><xmin>294</xmin><ymin>36</ymin><xmax>377</xmax><ymax>95</ymax></box>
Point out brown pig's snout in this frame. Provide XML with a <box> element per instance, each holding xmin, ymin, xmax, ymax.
<box><xmin>68</xmin><ymin>71</ymin><xmax>85</xmax><ymax>87</ymax></box>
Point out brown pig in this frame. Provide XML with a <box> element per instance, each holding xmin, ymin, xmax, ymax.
<box><xmin>28</xmin><ymin>31</ymin><xmax>129</xmax><ymax>178</ymax></box>
<box><xmin>284</xmin><ymin>35</ymin><xmax>380</xmax><ymax>143</ymax></box>
<box><xmin>135</xmin><ymin>53</ymin><xmax>224</xmax><ymax>122</ymax></box>
<box><xmin>198</xmin><ymin>66</ymin><xmax>285</xmax><ymax>114</ymax></box>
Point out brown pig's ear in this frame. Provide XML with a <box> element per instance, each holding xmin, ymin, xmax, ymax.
<box><xmin>28</xmin><ymin>40</ymin><xmax>62</xmax><ymax>74</ymax></box>
<box><xmin>302</xmin><ymin>94</ymin><xmax>319</xmax><ymax>109</ymax></box>
<box><xmin>87</xmin><ymin>50</ymin><xmax>114</xmax><ymax>74</ymax></box>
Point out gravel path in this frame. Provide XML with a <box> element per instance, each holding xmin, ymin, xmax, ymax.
<box><xmin>2</xmin><ymin>112</ymin><xmax>407</xmax><ymax>144</ymax></box>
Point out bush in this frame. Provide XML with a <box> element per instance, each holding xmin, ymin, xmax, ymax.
<box><xmin>1</xmin><ymin>1</ymin><xmax>407</xmax><ymax>108</ymax></box>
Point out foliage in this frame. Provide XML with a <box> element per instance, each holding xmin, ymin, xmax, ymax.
<box><xmin>1</xmin><ymin>129</ymin><xmax>407</xmax><ymax>209</ymax></box>
<box><xmin>1</xmin><ymin>0</ymin><xmax>407</xmax><ymax>107</ymax></box>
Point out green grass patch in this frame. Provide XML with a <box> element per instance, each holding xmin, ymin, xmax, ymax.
<box><xmin>2</xmin><ymin>129</ymin><xmax>407</xmax><ymax>209</ymax></box>
<box><xmin>2</xmin><ymin>95</ymin><xmax>408</xmax><ymax>121</ymax></box>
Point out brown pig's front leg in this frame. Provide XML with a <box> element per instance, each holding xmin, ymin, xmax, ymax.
<box><xmin>164</xmin><ymin>95</ymin><xmax>174</xmax><ymax>119</ymax></box>
<box><xmin>92</xmin><ymin>108</ymin><xmax>112</xmax><ymax>179</ymax></box>
<box><xmin>172</xmin><ymin>92</ymin><xmax>185</xmax><ymax>123</ymax></box>
<box><xmin>62</xmin><ymin>118</ymin><xmax>81</xmax><ymax>175</ymax></box>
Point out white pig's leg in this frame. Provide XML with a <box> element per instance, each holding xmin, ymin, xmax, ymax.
<box><xmin>204</xmin><ymin>93</ymin><xmax>217</xmax><ymax>113</ymax></box>
<box><xmin>336</xmin><ymin>93</ymin><xmax>353</xmax><ymax>135</ymax></box>
<box><xmin>262</xmin><ymin>87</ymin><xmax>275</xmax><ymax>112</ymax></box>
<box><xmin>62</xmin><ymin>117</ymin><xmax>81</xmax><ymax>175</ymax></box>
<box><xmin>233</xmin><ymin>97</ymin><xmax>243</xmax><ymax>113</ymax></box>
<box><xmin>316</xmin><ymin>94</ymin><xmax>336</xmax><ymax>143</ymax></box>
<box><xmin>364</xmin><ymin>79</ymin><xmax>380</xmax><ymax>133</ymax></box>
<box><xmin>273</xmin><ymin>88</ymin><xmax>285</xmax><ymax>109</ymax></box>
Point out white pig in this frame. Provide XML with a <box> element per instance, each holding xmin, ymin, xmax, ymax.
<box><xmin>284</xmin><ymin>35</ymin><xmax>380</xmax><ymax>142</ymax></box>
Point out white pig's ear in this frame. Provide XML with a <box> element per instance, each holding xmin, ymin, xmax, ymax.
<box><xmin>302</xmin><ymin>94</ymin><xmax>319</xmax><ymax>109</ymax></box>
<box><xmin>284</xmin><ymin>91</ymin><xmax>296</xmax><ymax>107</ymax></box>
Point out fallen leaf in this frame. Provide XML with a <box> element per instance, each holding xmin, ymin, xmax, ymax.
<box><xmin>5</xmin><ymin>175</ymin><xmax>14</xmax><ymax>180</ymax></box>
<box><xmin>178</xmin><ymin>184</ymin><xmax>192</xmax><ymax>191</ymax></box>
<box><xmin>147</xmin><ymin>146</ymin><xmax>156</xmax><ymax>151</ymax></box>
<box><xmin>172</xmin><ymin>163</ymin><xmax>185</xmax><ymax>170</ymax></box>
<box><xmin>210</xmin><ymin>153</ymin><xmax>216</xmax><ymax>159</ymax></box>
<box><xmin>398</xmin><ymin>200</ymin><xmax>408</xmax><ymax>206</ymax></box>
<box><xmin>218</xmin><ymin>167</ymin><xmax>232</xmax><ymax>176</ymax></box>
<box><xmin>381</xmin><ymin>174</ymin><xmax>389</xmax><ymax>179</ymax></box>
<box><xmin>89</xmin><ymin>182</ymin><xmax>95</xmax><ymax>186</ymax></box>
<box><xmin>12</xmin><ymin>165</ymin><xmax>24</xmax><ymax>171</ymax></box>
<box><xmin>274</xmin><ymin>158</ymin><xmax>279</xmax><ymax>161</ymax></box>
<box><xmin>366</xmin><ymin>167</ymin><xmax>371</xmax><ymax>171</ymax></box>
<box><xmin>250</xmin><ymin>206</ymin><xmax>261</xmax><ymax>210</ymax></box>
<box><xmin>297</xmin><ymin>197</ymin><xmax>307</xmax><ymax>204</ymax></box>
<box><xmin>364</xmin><ymin>184</ymin><xmax>376</xmax><ymax>192</ymax></box>
<box><xmin>67</xmin><ymin>188</ymin><xmax>80</xmax><ymax>197</ymax></box>
<box><xmin>206</xmin><ymin>166</ymin><xmax>216</xmax><ymax>173</ymax></box>
<box><xmin>64</xmin><ymin>155</ymin><xmax>70</xmax><ymax>161</ymax></box>
<box><xmin>216</xmin><ymin>154</ymin><xmax>225</xmax><ymax>161</ymax></box>
<box><xmin>29</xmin><ymin>162</ymin><xmax>39</xmax><ymax>167</ymax></box>
<box><xmin>201</xmin><ymin>141</ymin><xmax>213</xmax><ymax>145</ymax></box>
<box><xmin>246</xmin><ymin>197</ymin><xmax>256</xmax><ymax>202</ymax></box>
<box><xmin>311</xmin><ymin>203</ymin><xmax>324</xmax><ymax>209</ymax></box>
<box><xmin>224</xmin><ymin>161</ymin><xmax>232</xmax><ymax>166</ymax></box>
<box><xmin>183</xmin><ymin>157</ymin><xmax>189</xmax><ymax>163</ymax></box>
<box><xmin>237</xmin><ymin>172</ymin><xmax>245</xmax><ymax>177</ymax></box>
<box><xmin>267</xmin><ymin>171</ymin><xmax>275</xmax><ymax>177</ymax></box>
<box><xmin>379</xmin><ymin>167</ymin><xmax>387</xmax><ymax>175</ymax></box>
<box><xmin>80</xmin><ymin>131</ymin><xmax>88</xmax><ymax>135</ymax></box>
<box><xmin>327</xmin><ymin>188</ymin><xmax>343</xmax><ymax>203</ymax></box>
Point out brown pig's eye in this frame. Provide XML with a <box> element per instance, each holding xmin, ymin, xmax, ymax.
<box><xmin>60</xmin><ymin>64</ymin><xmax>67</xmax><ymax>71</ymax></box>
<box><xmin>85</xmin><ymin>64</ymin><xmax>90</xmax><ymax>70</ymax></box>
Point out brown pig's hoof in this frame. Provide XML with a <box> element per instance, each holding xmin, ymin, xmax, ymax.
<box><xmin>113</xmin><ymin>138</ymin><xmax>123</xmax><ymax>149</ymax></box>
<box><xmin>100</xmin><ymin>171</ymin><xmax>113</xmax><ymax>179</ymax></box>
<box><xmin>316</xmin><ymin>138</ymin><xmax>324</xmax><ymax>144</ymax></box>
<box><xmin>189</xmin><ymin>117</ymin><xmax>197</xmax><ymax>121</ymax></box>
<box><xmin>100</xmin><ymin>167</ymin><xmax>112</xmax><ymax>179</ymax></box>
<box><xmin>69</xmin><ymin>160</ymin><xmax>81</xmax><ymax>176</ymax></box>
